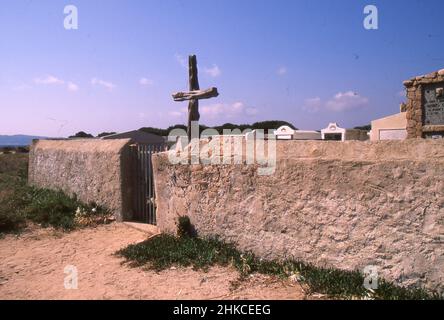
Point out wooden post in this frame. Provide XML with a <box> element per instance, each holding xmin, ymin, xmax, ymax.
<box><xmin>188</xmin><ymin>55</ymin><xmax>200</xmax><ymax>141</ymax></box>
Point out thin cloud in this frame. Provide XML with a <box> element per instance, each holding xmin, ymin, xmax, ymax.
<box><xmin>12</xmin><ymin>84</ymin><xmax>32</xmax><ymax>91</ymax></box>
<box><xmin>34</xmin><ymin>75</ymin><xmax>79</xmax><ymax>92</ymax></box>
<box><xmin>168</xmin><ymin>111</ymin><xmax>184</xmax><ymax>118</ymax></box>
<box><xmin>168</xmin><ymin>102</ymin><xmax>257</xmax><ymax>121</ymax></box>
<box><xmin>203</xmin><ymin>64</ymin><xmax>221</xmax><ymax>78</ymax></box>
<box><xmin>139</xmin><ymin>78</ymin><xmax>154</xmax><ymax>87</ymax></box>
<box><xmin>168</xmin><ymin>107</ymin><xmax>188</xmax><ymax>119</ymax></box>
<box><xmin>200</xmin><ymin>102</ymin><xmax>257</xmax><ymax>119</ymax></box>
<box><xmin>303</xmin><ymin>97</ymin><xmax>322</xmax><ymax>112</ymax></box>
<box><xmin>277</xmin><ymin>67</ymin><xmax>287</xmax><ymax>76</ymax></box>
<box><xmin>325</xmin><ymin>91</ymin><xmax>369</xmax><ymax>111</ymax></box>
<box><xmin>139</xmin><ymin>78</ymin><xmax>154</xmax><ymax>86</ymax></box>
<box><xmin>34</xmin><ymin>75</ymin><xmax>64</xmax><ymax>85</ymax></box>
<box><xmin>303</xmin><ymin>92</ymin><xmax>369</xmax><ymax>112</ymax></box>
<box><xmin>245</xmin><ymin>107</ymin><xmax>258</xmax><ymax>116</ymax></box>
<box><xmin>67</xmin><ymin>82</ymin><xmax>79</xmax><ymax>92</ymax></box>
<box><xmin>175</xmin><ymin>54</ymin><xmax>221</xmax><ymax>78</ymax></box>
<box><xmin>91</xmin><ymin>78</ymin><xmax>116</xmax><ymax>91</ymax></box>
<box><xmin>175</xmin><ymin>53</ymin><xmax>187</xmax><ymax>68</ymax></box>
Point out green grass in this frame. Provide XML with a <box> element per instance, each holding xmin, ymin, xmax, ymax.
<box><xmin>0</xmin><ymin>153</ymin><xmax>110</xmax><ymax>233</ymax></box>
<box><xmin>117</xmin><ymin>232</ymin><xmax>441</xmax><ymax>300</ymax></box>
<box><xmin>0</xmin><ymin>154</ymin><xmax>28</xmax><ymax>232</ymax></box>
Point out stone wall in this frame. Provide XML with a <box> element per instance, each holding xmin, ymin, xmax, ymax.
<box><xmin>345</xmin><ymin>129</ymin><xmax>369</xmax><ymax>141</ymax></box>
<box><xmin>28</xmin><ymin>139</ymin><xmax>134</xmax><ymax>221</ymax></box>
<box><xmin>153</xmin><ymin>139</ymin><xmax>444</xmax><ymax>292</ymax></box>
<box><xmin>403</xmin><ymin>69</ymin><xmax>444</xmax><ymax>138</ymax></box>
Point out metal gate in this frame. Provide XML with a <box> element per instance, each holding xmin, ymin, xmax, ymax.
<box><xmin>131</xmin><ymin>144</ymin><xmax>167</xmax><ymax>224</ymax></box>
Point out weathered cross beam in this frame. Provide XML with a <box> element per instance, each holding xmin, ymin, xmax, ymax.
<box><xmin>172</xmin><ymin>87</ymin><xmax>219</xmax><ymax>102</ymax></box>
<box><xmin>172</xmin><ymin>55</ymin><xmax>219</xmax><ymax>141</ymax></box>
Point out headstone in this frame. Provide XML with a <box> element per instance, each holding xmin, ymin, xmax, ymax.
<box><xmin>274</xmin><ymin>126</ymin><xmax>295</xmax><ymax>140</ymax></box>
<box><xmin>423</xmin><ymin>83</ymin><xmax>444</xmax><ymax>126</ymax></box>
<box><xmin>321</xmin><ymin>123</ymin><xmax>346</xmax><ymax>141</ymax></box>
<box><xmin>403</xmin><ymin>70</ymin><xmax>444</xmax><ymax>138</ymax></box>
<box><xmin>379</xmin><ymin>129</ymin><xmax>408</xmax><ymax>140</ymax></box>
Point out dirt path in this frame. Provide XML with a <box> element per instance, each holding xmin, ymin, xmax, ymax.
<box><xmin>0</xmin><ymin>223</ymin><xmax>308</xmax><ymax>300</ymax></box>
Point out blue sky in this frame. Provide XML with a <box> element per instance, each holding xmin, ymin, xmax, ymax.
<box><xmin>1</xmin><ymin>0</ymin><xmax>444</xmax><ymax>136</ymax></box>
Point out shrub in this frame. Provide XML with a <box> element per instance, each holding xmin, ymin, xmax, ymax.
<box><xmin>17</xmin><ymin>146</ymin><xmax>30</xmax><ymax>154</ymax></box>
<box><xmin>0</xmin><ymin>206</ymin><xmax>26</xmax><ymax>233</ymax></box>
<box><xmin>176</xmin><ymin>215</ymin><xmax>195</xmax><ymax>238</ymax></box>
<box><xmin>19</xmin><ymin>188</ymin><xmax>111</xmax><ymax>231</ymax></box>
<box><xmin>21</xmin><ymin>188</ymin><xmax>80</xmax><ymax>230</ymax></box>
<box><xmin>0</xmin><ymin>154</ymin><xmax>28</xmax><ymax>177</ymax></box>
<box><xmin>69</xmin><ymin>131</ymin><xmax>94</xmax><ymax>138</ymax></box>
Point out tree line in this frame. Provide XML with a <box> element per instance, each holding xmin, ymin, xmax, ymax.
<box><xmin>69</xmin><ymin>121</ymin><xmax>297</xmax><ymax>138</ymax></box>
<box><xmin>69</xmin><ymin>121</ymin><xmax>371</xmax><ymax>138</ymax></box>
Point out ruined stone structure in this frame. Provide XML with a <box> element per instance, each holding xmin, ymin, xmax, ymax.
<box><xmin>153</xmin><ymin>139</ymin><xmax>444</xmax><ymax>292</ymax></box>
<box><xmin>403</xmin><ymin>69</ymin><xmax>444</xmax><ymax>139</ymax></box>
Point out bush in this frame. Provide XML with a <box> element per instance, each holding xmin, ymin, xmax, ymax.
<box><xmin>69</xmin><ymin>131</ymin><xmax>94</xmax><ymax>138</ymax></box>
<box><xmin>17</xmin><ymin>188</ymin><xmax>111</xmax><ymax>231</ymax></box>
<box><xmin>17</xmin><ymin>146</ymin><xmax>30</xmax><ymax>154</ymax></box>
<box><xmin>0</xmin><ymin>155</ymin><xmax>29</xmax><ymax>233</ymax></box>
<box><xmin>176</xmin><ymin>215</ymin><xmax>195</xmax><ymax>238</ymax></box>
<box><xmin>21</xmin><ymin>188</ymin><xmax>80</xmax><ymax>230</ymax></box>
<box><xmin>0</xmin><ymin>154</ymin><xmax>28</xmax><ymax>177</ymax></box>
<box><xmin>0</xmin><ymin>207</ymin><xmax>26</xmax><ymax>233</ymax></box>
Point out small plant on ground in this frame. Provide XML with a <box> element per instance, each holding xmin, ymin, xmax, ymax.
<box><xmin>176</xmin><ymin>215</ymin><xmax>195</xmax><ymax>238</ymax></box>
<box><xmin>116</xmin><ymin>217</ymin><xmax>441</xmax><ymax>300</ymax></box>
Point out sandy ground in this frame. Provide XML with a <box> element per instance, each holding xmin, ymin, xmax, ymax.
<box><xmin>0</xmin><ymin>223</ymin><xmax>309</xmax><ymax>300</ymax></box>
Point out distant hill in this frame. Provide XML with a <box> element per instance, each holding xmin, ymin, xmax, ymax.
<box><xmin>0</xmin><ymin>135</ymin><xmax>49</xmax><ymax>147</ymax></box>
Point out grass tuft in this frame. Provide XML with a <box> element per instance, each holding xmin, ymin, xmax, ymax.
<box><xmin>117</xmin><ymin>233</ymin><xmax>441</xmax><ymax>300</ymax></box>
<box><xmin>176</xmin><ymin>215</ymin><xmax>195</xmax><ymax>238</ymax></box>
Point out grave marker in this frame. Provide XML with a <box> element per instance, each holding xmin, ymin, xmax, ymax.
<box><xmin>172</xmin><ymin>55</ymin><xmax>219</xmax><ymax>141</ymax></box>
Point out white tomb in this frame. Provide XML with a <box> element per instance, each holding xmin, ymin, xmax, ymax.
<box><xmin>321</xmin><ymin>123</ymin><xmax>346</xmax><ymax>141</ymax></box>
<box><xmin>274</xmin><ymin>126</ymin><xmax>295</xmax><ymax>140</ymax></box>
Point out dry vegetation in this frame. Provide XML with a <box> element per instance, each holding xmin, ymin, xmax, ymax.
<box><xmin>117</xmin><ymin>216</ymin><xmax>439</xmax><ymax>300</ymax></box>
<box><xmin>0</xmin><ymin>153</ymin><xmax>112</xmax><ymax>234</ymax></box>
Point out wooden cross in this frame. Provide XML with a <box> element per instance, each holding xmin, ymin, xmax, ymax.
<box><xmin>172</xmin><ymin>55</ymin><xmax>219</xmax><ymax>141</ymax></box>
